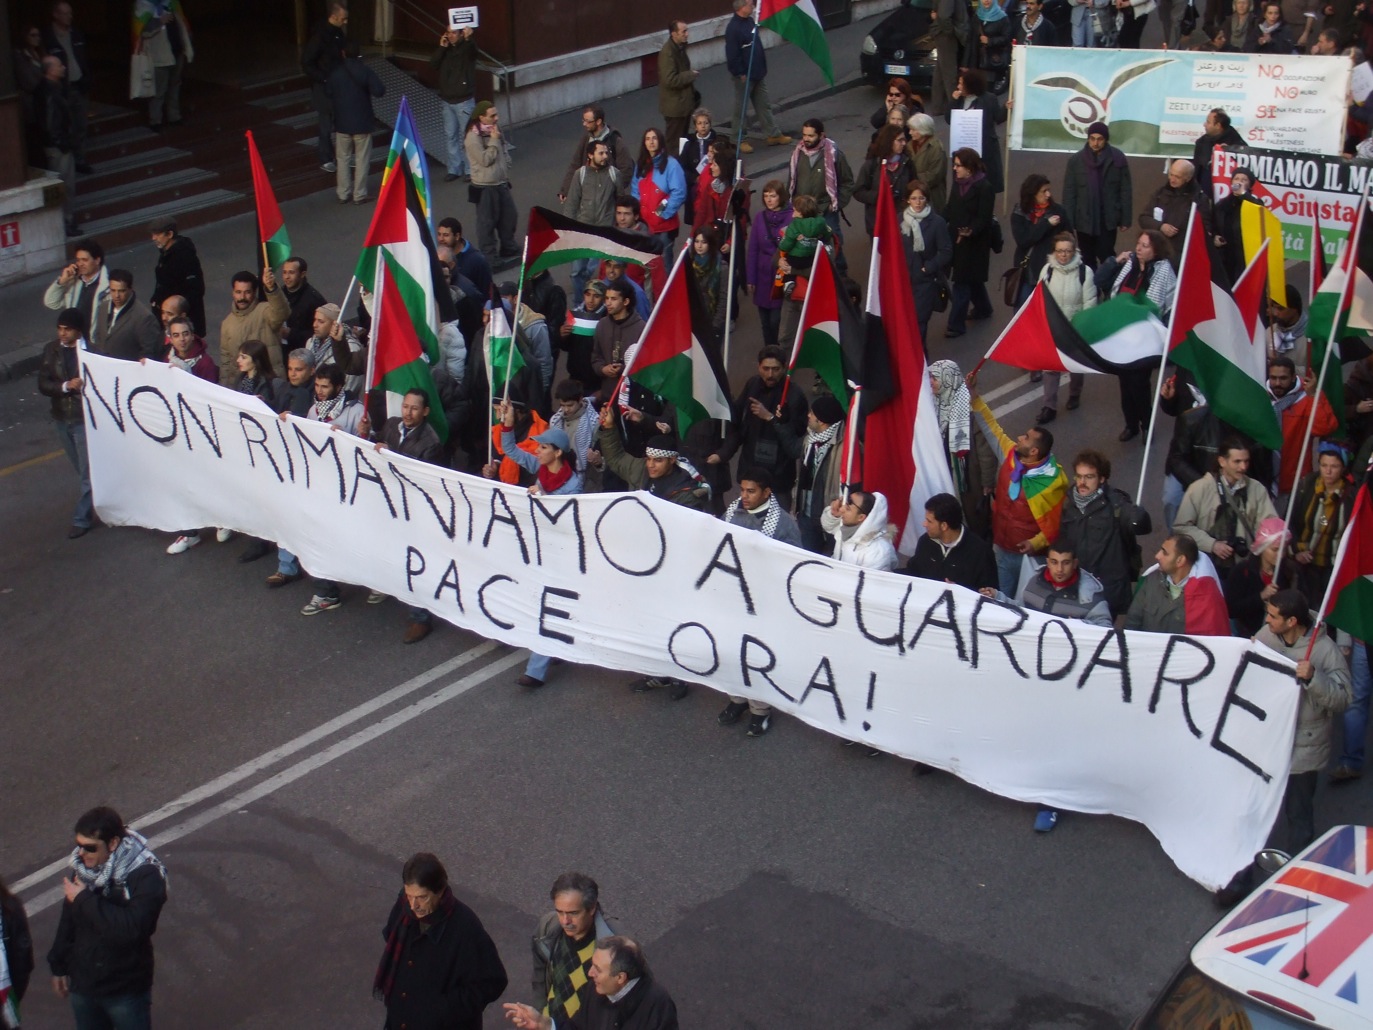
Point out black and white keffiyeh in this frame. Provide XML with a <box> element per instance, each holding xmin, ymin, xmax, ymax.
<box><xmin>725</xmin><ymin>492</ymin><xmax>784</xmax><ymax>538</ymax></box>
<box><xmin>69</xmin><ymin>828</ymin><xmax>166</xmax><ymax>898</ymax></box>
<box><xmin>804</xmin><ymin>421</ymin><xmax>842</xmax><ymax>475</ymax></box>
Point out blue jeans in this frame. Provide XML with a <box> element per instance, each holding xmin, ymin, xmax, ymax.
<box><xmin>1340</xmin><ymin>641</ymin><xmax>1371</xmax><ymax>770</ymax></box>
<box><xmin>70</xmin><ymin>990</ymin><xmax>152</xmax><ymax>1030</ymax></box>
<box><xmin>1162</xmin><ymin>474</ymin><xmax>1183</xmax><ymax>533</ymax></box>
<box><xmin>525</xmin><ymin>652</ymin><xmax>552</xmax><ymax>681</ymax></box>
<box><xmin>441</xmin><ymin>97</ymin><xmax>474</xmax><ymax>175</ymax></box>
<box><xmin>54</xmin><ymin>418</ymin><xmax>94</xmax><ymax>528</ymax></box>
<box><xmin>277</xmin><ymin>547</ymin><xmax>299</xmax><ymax>576</ymax></box>
<box><xmin>994</xmin><ymin>545</ymin><xmax>1024</xmax><ymax>598</ymax></box>
<box><xmin>570</xmin><ymin>257</ymin><xmax>599</xmax><ymax>300</ymax></box>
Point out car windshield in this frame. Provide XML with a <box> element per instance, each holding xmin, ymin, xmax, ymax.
<box><xmin>1137</xmin><ymin>966</ymin><xmax>1319</xmax><ymax>1030</ymax></box>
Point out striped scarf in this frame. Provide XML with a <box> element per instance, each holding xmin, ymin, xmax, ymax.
<box><xmin>1008</xmin><ymin>453</ymin><xmax>1064</xmax><ymax>502</ymax></box>
<box><xmin>374</xmin><ymin>888</ymin><xmax>457</xmax><ymax>1002</ymax></box>
<box><xmin>1299</xmin><ymin>479</ymin><xmax>1347</xmax><ymax>568</ymax></box>
<box><xmin>790</xmin><ymin>138</ymin><xmax>840</xmax><ymax>211</ymax></box>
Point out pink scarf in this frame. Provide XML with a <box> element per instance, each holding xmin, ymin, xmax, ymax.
<box><xmin>789</xmin><ymin>138</ymin><xmax>839</xmax><ymax>211</ymax></box>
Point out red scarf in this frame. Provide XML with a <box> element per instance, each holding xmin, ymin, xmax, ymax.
<box><xmin>1029</xmin><ymin>200</ymin><xmax>1050</xmax><ymax>224</ymax></box>
<box><xmin>1044</xmin><ymin>567</ymin><xmax>1079</xmax><ymax>589</ymax></box>
<box><xmin>538</xmin><ymin>461</ymin><xmax>574</xmax><ymax>494</ymax></box>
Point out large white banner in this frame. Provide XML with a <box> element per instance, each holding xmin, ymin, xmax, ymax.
<box><xmin>81</xmin><ymin>354</ymin><xmax>1301</xmax><ymax>889</ymax></box>
<box><xmin>1009</xmin><ymin>48</ymin><xmax>1351</xmax><ymax>157</ymax></box>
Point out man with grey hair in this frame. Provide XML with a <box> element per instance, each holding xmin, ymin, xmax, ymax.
<box><xmin>1138</xmin><ymin>158</ymin><xmax>1210</xmax><ymax>252</ymax></box>
<box><xmin>529</xmin><ymin>873</ymin><xmax>618</xmax><ymax>1023</ymax></box>
<box><xmin>724</xmin><ymin>0</ymin><xmax>791</xmax><ymax>155</ymax></box>
<box><xmin>506</xmin><ymin>935</ymin><xmax>678</xmax><ymax>1030</ymax></box>
<box><xmin>304</xmin><ymin>303</ymin><xmax>365</xmax><ymax>396</ymax></box>
<box><xmin>273</xmin><ymin>347</ymin><xmax>318</xmax><ymax>416</ymax></box>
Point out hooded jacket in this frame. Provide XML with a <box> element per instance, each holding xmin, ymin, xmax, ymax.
<box><xmin>1254</xmin><ymin>625</ymin><xmax>1351</xmax><ymax>774</ymax></box>
<box><xmin>819</xmin><ymin>493</ymin><xmax>899</xmax><ymax>569</ymax></box>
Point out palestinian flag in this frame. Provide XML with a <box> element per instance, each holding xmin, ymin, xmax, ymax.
<box><xmin>625</xmin><ymin>249</ymin><xmax>732</xmax><ymax>435</ymax></box>
<box><xmin>246</xmin><ymin>130</ymin><xmax>290</xmax><ymax>268</ymax></box>
<box><xmin>379</xmin><ymin>96</ymin><xmax>434</xmax><ymax>226</ymax></box>
<box><xmin>527</xmin><ymin>207</ymin><xmax>665</xmax><ymax>289</ymax></box>
<box><xmin>566</xmin><ymin>310</ymin><xmax>600</xmax><ymax>341</ymax></box>
<box><xmin>861</xmin><ymin>164</ymin><xmax>953</xmax><ymax>552</ymax></box>
<box><xmin>1138</xmin><ymin>555</ymin><xmax>1230</xmax><ymax>636</ymax></box>
<box><xmin>982</xmin><ymin>283</ymin><xmax>1164</xmax><ymax>374</ymax></box>
<box><xmin>1318</xmin><ymin>476</ymin><xmax>1373</xmax><ymax>642</ymax></box>
<box><xmin>1241</xmin><ymin>200</ymin><xmax>1286</xmax><ymax>304</ymax></box>
<box><xmin>1168</xmin><ymin>207</ymin><xmax>1281</xmax><ymax>450</ymax></box>
<box><xmin>1309</xmin><ymin>185</ymin><xmax>1373</xmax><ymax>431</ymax></box>
<box><xmin>356</xmin><ymin>147</ymin><xmax>443</xmax><ymax>366</ymax></box>
<box><xmin>787</xmin><ymin>244</ymin><xmax>862</xmax><ymax>404</ymax></box>
<box><xmin>760</xmin><ymin>0</ymin><xmax>834</xmax><ymax>85</ymax></box>
<box><xmin>483</xmin><ymin>301</ymin><xmax>524</xmax><ymax>395</ymax></box>
<box><xmin>371</xmin><ymin>253</ymin><xmax>448</xmax><ymax>441</ymax></box>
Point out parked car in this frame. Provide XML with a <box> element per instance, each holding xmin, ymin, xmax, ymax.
<box><xmin>1133</xmin><ymin>825</ymin><xmax>1373</xmax><ymax>1029</ymax></box>
<box><xmin>860</xmin><ymin>0</ymin><xmax>939</xmax><ymax>96</ymax></box>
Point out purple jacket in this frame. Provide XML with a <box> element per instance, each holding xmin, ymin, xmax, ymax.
<box><xmin>747</xmin><ymin>207</ymin><xmax>793</xmax><ymax>310</ymax></box>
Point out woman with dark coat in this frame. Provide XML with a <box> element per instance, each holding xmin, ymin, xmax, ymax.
<box><xmin>232</xmin><ymin>339</ymin><xmax>278</xmax><ymax>405</ymax></box>
<box><xmin>942</xmin><ymin>147</ymin><xmax>997</xmax><ymax>338</ymax></box>
<box><xmin>1010</xmin><ymin>173</ymin><xmax>1070</xmax><ymax>305</ymax></box>
<box><xmin>1212</xmin><ymin>167</ymin><xmax>1265</xmax><ymax>284</ymax></box>
<box><xmin>945</xmin><ymin>69</ymin><xmax>1006</xmax><ymax>193</ymax></box>
<box><xmin>375</xmin><ymin>853</ymin><xmax>508</xmax><ymax>1030</ymax></box>
<box><xmin>1108</xmin><ymin>229</ymin><xmax>1178</xmax><ymax>441</ymax></box>
<box><xmin>853</xmin><ymin>125</ymin><xmax>915</xmax><ymax>236</ymax></box>
<box><xmin>973</xmin><ymin>0</ymin><xmax>1013</xmax><ymax>93</ymax></box>
<box><xmin>870</xmin><ymin>76</ymin><xmax>923</xmax><ymax>129</ymax></box>
<box><xmin>901</xmin><ymin>179</ymin><xmax>953</xmax><ymax>348</ymax></box>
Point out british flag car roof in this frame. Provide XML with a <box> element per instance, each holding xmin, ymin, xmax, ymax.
<box><xmin>1193</xmin><ymin>825</ymin><xmax>1373</xmax><ymax>1028</ymax></box>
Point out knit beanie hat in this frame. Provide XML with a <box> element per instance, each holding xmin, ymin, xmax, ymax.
<box><xmin>1087</xmin><ymin>121</ymin><xmax>1109</xmax><ymax>140</ymax></box>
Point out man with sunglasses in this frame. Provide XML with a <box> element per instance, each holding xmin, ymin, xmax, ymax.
<box><xmin>47</xmin><ymin>806</ymin><xmax>167</xmax><ymax>1030</ymax></box>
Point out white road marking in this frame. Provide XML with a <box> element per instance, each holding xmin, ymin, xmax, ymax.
<box><xmin>992</xmin><ymin>387</ymin><xmax>1045</xmax><ymax>420</ymax></box>
<box><xmin>13</xmin><ymin>642</ymin><xmax>513</xmax><ymax>903</ymax></box>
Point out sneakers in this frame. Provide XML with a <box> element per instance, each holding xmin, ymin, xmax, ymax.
<box><xmin>322</xmin><ymin>161</ymin><xmax>337</xmax><ymax>172</ymax></box>
<box><xmin>1033</xmin><ymin>807</ymin><xmax>1059</xmax><ymax>833</ymax></box>
<box><xmin>301</xmin><ymin>595</ymin><xmax>341</xmax><ymax>616</ymax></box>
<box><xmin>631</xmin><ymin>675</ymin><xmax>672</xmax><ymax>693</ymax></box>
<box><xmin>167</xmin><ymin>534</ymin><xmax>201</xmax><ymax>554</ymax></box>
<box><xmin>216</xmin><ymin>528</ymin><xmax>233</xmax><ymax>543</ymax></box>
<box><xmin>765</xmin><ymin>134</ymin><xmax>792</xmax><ymax>145</ymax></box>
<box><xmin>747</xmin><ymin>712</ymin><xmax>772</xmax><ymax>737</ymax></box>
<box><xmin>668</xmin><ymin>680</ymin><xmax>688</xmax><ymax>701</ymax></box>
<box><xmin>717</xmin><ymin>701</ymin><xmax>748</xmax><ymax>726</ymax></box>
<box><xmin>782</xmin><ymin>280</ymin><xmax>795</xmax><ymax>299</ymax></box>
<box><xmin>366</xmin><ymin>590</ymin><xmax>387</xmax><ymax>604</ymax></box>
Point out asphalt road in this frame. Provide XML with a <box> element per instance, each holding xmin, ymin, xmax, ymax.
<box><xmin>5</xmin><ymin>16</ymin><xmax>1372</xmax><ymax>1029</ymax></box>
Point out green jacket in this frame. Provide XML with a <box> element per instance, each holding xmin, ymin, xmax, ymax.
<box><xmin>597</xmin><ymin>425</ymin><xmax>709</xmax><ymax>510</ymax></box>
<box><xmin>657</xmin><ymin>38</ymin><xmax>697</xmax><ymax>119</ymax></box>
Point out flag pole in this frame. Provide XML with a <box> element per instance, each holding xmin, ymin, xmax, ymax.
<box><xmin>366</xmin><ymin>253</ymin><xmax>384</xmax><ymax>400</ymax></box>
<box><xmin>1278</xmin><ymin>178</ymin><xmax>1369</xmax><ymax>583</ymax></box>
<box><xmin>502</xmin><ymin>237</ymin><xmax>531</xmax><ymax>405</ymax></box>
<box><xmin>782</xmin><ymin>243</ymin><xmax>823</xmax><ymax>408</ymax></box>
<box><xmin>1302</xmin><ymin>465</ymin><xmax>1372</xmax><ymax>662</ymax></box>
<box><xmin>723</xmin><ymin>216</ymin><xmax>739</xmax><ymax>372</ymax></box>
<box><xmin>840</xmin><ymin>384</ymin><xmax>862</xmax><ymax>503</ymax></box>
<box><xmin>734</xmin><ymin>14</ymin><xmax>760</xmax><ymax>154</ymax></box>
<box><xmin>1135</xmin><ymin>202</ymin><xmax>1197</xmax><ymax>504</ymax></box>
<box><xmin>337</xmin><ymin>275</ymin><xmax>359</xmax><ymax>325</ymax></box>
<box><xmin>610</xmin><ymin>246</ymin><xmax>692</xmax><ymax>405</ymax></box>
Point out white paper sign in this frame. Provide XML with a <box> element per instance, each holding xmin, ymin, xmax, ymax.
<box><xmin>79</xmin><ymin>353</ymin><xmax>1303</xmax><ymax>891</ymax></box>
<box><xmin>1352</xmin><ymin>61</ymin><xmax>1373</xmax><ymax>103</ymax></box>
<box><xmin>949</xmin><ymin>108</ymin><xmax>984</xmax><ymax>156</ymax></box>
<box><xmin>447</xmin><ymin>6</ymin><xmax>479</xmax><ymax>30</ymax></box>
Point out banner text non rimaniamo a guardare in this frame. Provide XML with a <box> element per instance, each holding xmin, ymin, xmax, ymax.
<box><xmin>81</xmin><ymin>353</ymin><xmax>1302</xmax><ymax>890</ymax></box>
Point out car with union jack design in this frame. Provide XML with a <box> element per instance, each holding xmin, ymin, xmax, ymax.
<box><xmin>1134</xmin><ymin>825</ymin><xmax>1373</xmax><ymax>1028</ymax></box>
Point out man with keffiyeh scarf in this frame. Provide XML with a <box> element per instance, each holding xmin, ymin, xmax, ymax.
<box><xmin>47</xmin><ymin>806</ymin><xmax>166</xmax><ymax>1030</ymax></box>
<box><xmin>775</xmin><ymin>393</ymin><xmax>846</xmax><ymax>554</ymax></box>
<box><xmin>788</xmin><ymin>120</ymin><xmax>854</xmax><ymax>272</ymax></box>
<box><xmin>375</xmin><ymin>852</ymin><xmax>507</xmax><ymax>1030</ymax></box>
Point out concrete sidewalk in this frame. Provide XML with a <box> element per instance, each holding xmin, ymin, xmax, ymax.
<box><xmin>0</xmin><ymin>12</ymin><xmax>887</xmax><ymax>384</ymax></box>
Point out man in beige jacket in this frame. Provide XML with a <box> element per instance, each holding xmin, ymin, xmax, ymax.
<box><xmin>218</xmin><ymin>266</ymin><xmax>289</xmax><ymax>385</ymax></box>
